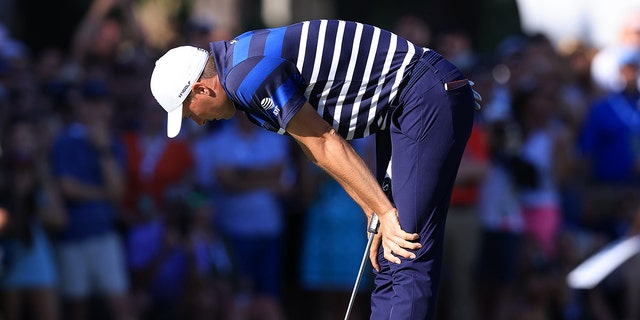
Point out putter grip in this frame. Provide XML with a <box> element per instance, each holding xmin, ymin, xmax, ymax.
<box><xmin>368</xmin><ymin>214</ymin><xmax>380</xmax><ymax>234</ymax></box>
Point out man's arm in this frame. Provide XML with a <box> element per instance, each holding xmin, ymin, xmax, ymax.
<box><xmin>286</xmin><ymin>103</ymin><xmax>420</xmax><ymax>269</ymax></box>
<box><xmin>57</xmin><ymin>148</ymin><xmax>124</xmax><ymax>203</ymax></box>
<box><xmin>55</xmin><ymin>126</ymin><xmax>125</xmax><ymax>203</ymax></box>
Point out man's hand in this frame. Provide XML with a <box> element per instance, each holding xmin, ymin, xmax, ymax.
<box><xmin>369</xmin><ymin>208</ymin><xmax>421</xmax><ymax>272</ymax></box>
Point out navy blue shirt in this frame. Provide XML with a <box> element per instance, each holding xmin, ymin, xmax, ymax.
<box><xmin>51</xmin><ymin>123</ymin><xmax>126</xmax><ymax>241</ymax></box>
<box><xmin>578</xmin><ymin>92</ymin><xmax>640</xmax><ymax>184</ymax></box>
<box><xmin>209</xmin><ymin>19</ymin><xmax>425</xmax><ymax>140</ymax></box>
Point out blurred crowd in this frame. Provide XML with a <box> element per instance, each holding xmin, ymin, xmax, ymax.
<box><xmin>1</xmin><ymin>0</ymin><xmax>640</xmax><ymax>320</ymax></box>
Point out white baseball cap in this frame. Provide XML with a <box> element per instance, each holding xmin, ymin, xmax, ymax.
<box><xmin>150</xmin><ymin>46</ymin><xmax>210</xmax><ymax>138</ymax></box>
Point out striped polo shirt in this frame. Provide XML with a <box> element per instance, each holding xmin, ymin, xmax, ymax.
<box><xmin>209</xmin><ymin>19</ymin><xmax>425</xmax><ymax>139</ymax></box>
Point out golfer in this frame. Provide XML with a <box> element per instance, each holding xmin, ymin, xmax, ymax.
<box><xmin>150</xmin><ymin>19</ymin><xmax>476</xmax><ymax>319</ymax></box>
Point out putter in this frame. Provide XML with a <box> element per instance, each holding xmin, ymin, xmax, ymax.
<box><xmin>344</xmin><ymin>159</ymin><xmax>392</xmax><ymax>320</ymax></box>
<box><xmin>344</xmin><ymin>213</ymin><xmax>379</xmax><ymax>320</ymax></box>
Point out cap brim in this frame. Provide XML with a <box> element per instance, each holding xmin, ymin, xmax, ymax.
<box><xmin>167</xmin><ymin>105</ymin><xmax>183</xmax><ymax>138</ymax></box>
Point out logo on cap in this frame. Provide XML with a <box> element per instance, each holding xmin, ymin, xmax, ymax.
<box><xmin>178</xmin><ymin>81</ymin><xmax>191</xmax><ymax>98</ymax></box>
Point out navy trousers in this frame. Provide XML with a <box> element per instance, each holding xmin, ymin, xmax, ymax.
<box><xmin>370</xmin><ymin>49</ymin><xmax>475</xmax><ymax>320</ymax></box>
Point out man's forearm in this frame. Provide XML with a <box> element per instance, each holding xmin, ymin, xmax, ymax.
<box><xmin>286</xmin><ymin>103</ymin><xmax>393</xmax><ymax>218</ymax></box>
<box><xmin>58</xmin><ymin>177</ymin><xmax>109</xmax><ymax>201</ymax></box>
<box><xmin>296</xmin><ymin>129</ymin><xmax>392</xmax><ymax>218</ymax></box>
<box><xmin>57</xmin><ymin>151</ymin><xmax>124</xmax><ymax>203</ymax></box>
<box><xmin>97</xmin><ymin>149</ymin><xmax>125</xmax><ymax>202</ymax></box>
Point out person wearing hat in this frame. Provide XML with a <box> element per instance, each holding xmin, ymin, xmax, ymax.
<box><xmin>150</xmin><ymin>20</ymin><xmax>478</xmax><ymax>320</ymax></box>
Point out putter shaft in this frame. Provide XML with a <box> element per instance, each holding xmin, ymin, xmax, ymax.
<box><xmin>344</xmin><ymin>214</ymin><xmax>379</xmax><ymax>320</ymax></box>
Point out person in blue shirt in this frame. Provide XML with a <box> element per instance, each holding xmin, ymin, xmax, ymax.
<box><xmin>150</xmin><ymin>20</ymin><xmax>478</xmax><ymax>319</ymax></box>
<box><xmin>577</xmin><ymin>47</ymin><xmax>640</xmax><ymax>320</ymax></box>
<box><xmin>579</xmin><ymin>49</ymin><xmax>640</xmax><ymax>186</ymax></box>
<box><xmin>51</xmin><ymin>80</ymin><xmax>135</xmax><ymax>320</ymax></box>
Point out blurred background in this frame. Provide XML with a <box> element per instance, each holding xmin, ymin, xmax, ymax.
<box><xmin>2</xmin><ymin>0</ymin><xmax>640</xmax><ymax>319</ymax></box>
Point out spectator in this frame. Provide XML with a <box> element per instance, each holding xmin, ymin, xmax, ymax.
<box><xmin>125</xmin><ymin>195</ymin><xmax>192</xmax><ymax>320</ymax></box>
<box><xmin>511</xmin><ymin>83</ymin><xmax>572</xmax><ymax>260</ymax></box>
<box><xmin>69</xmin><ymin>0</ymin><xmax>151</xmax><ymax>134</ymax></box>
<box><xmin>475</xmin><ymin>113</ymin><xmax>526</xmax><ymax>320</ymax></box>
<box><xmin>0</xmin><ymin>118</ymin><xmax>66</xmax><ymax>320</ymax></box>
<box><xmin>120</xmin><ymin>94</ymin><xmax>194</xmax><ymax>225</ymax></box>
<box><xmin>470</xmin><ymin>37</ymin><xmax>526</xmax><ymax>320</ymax></box>
<box><xmin>207</xmin><ymin>113</ymin><xmax>292</xmax><ymax>320</ymax></box>
<box><xmin>591</xmin><ymin>10</ymin><xmax>640</xmax><ymax>93</ymax></box>
<box><xmin>184</xmin><ymin>191</ymin><xmax>238</xmax><ymax>320</ymax></box>
<box><xmin>578</xmin><ymin>47</ymin><xmax>640</xmax><ymax>235</ymax></box>
<box><xmin>121</xmin><ymin>94</ymin><xmax>196</xmax><ymax>319</ymax></box>
<box><xmin>576</xmin><ymin>46</ymin><xmax>640</xmax><ymax>319</ymax></box>
<box><xmin>70</xmin><ymin>0</ymin><xmax>145</xmax><ymax>68</ymax></box>
<box><xmin>553</xmin><ymin>39</ymin><xmax>600</xmax><ymax>231</ymax></box>
<box><xmin>555</xmin><ymin>39</ymin><xmax>601</xmax><ymax>138</ymax></box>
<box><xmin>509</xmin><ymin>83</ymin><xmax>575</xmax><ymax>319</ymax></box>
<box><xmin>50</xmin><ymin>79</ymin><xmax>135</xmax><ymax>320</ymax></box>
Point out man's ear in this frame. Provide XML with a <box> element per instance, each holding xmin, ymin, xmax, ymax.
<box><xmin>192</xmin><ymin>82</ymin><xmax>210</xmax><ymax>96</ymax></box>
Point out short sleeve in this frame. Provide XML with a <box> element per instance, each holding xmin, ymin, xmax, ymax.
<box><xmin>224</xmin><ymin>56</ymin><xmax>307</xmax><ymax>133</ymax></box>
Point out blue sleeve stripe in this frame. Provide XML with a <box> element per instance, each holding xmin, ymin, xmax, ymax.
<box><xmin>265</xmin><ymin>28</ymin><xmax>286</xmax><ymax>57</ymax></box>
<box><xmin>237</xmin><ymin>58</ymin><xmax>282</xmax><ymax>101</ymax></box>
<box><xmin>232</xmin><ymin>32</ymin><xmax>253</xmax><ymax>67</ymax></box>
<box><xmin>273</xmin><ymin>77</ymin><xmax>299</xmax><ymax>110</ymax></box>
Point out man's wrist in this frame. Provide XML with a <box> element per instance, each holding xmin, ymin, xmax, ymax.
<box><xmin>378</xmin><ymin>207</ymin><xmax>397</xmax><ymax>217</ymax></box>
